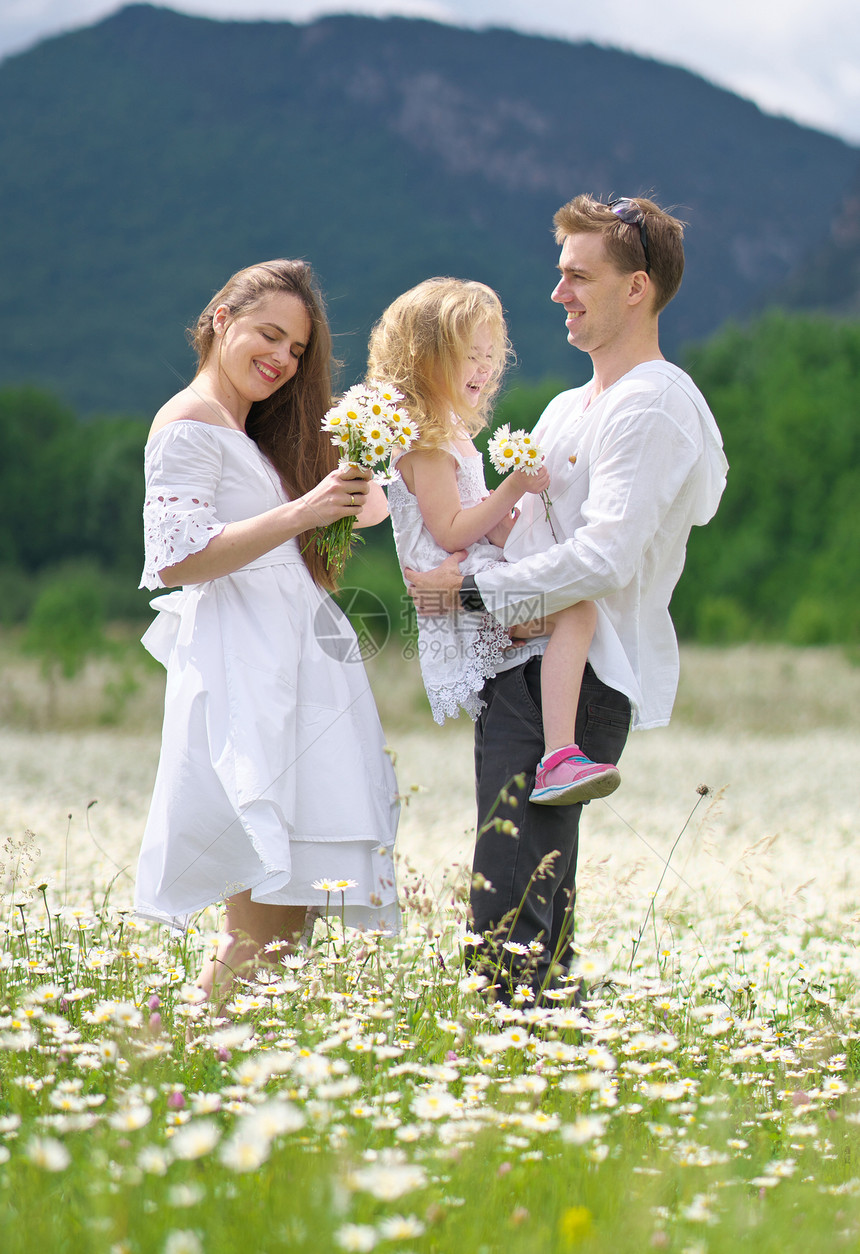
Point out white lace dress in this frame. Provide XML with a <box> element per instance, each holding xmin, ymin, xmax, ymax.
<box><xmin>387</xmin><ymin>445</ymin><xmax>512</xmax><ymax>724</ymax></box>
<box><xmin>136</xmin><ymin>420</ymin><xmax>400</xmax><ymax>933</ymax></box>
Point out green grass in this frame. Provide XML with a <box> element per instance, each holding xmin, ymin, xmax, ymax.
<box><xmin>3</xmin><ymin>640</ymin><xmax>860</xmax><ymax>1251</ymax></box>
<box><xmin>2</xmin><ymin>840</ymin><xmax>860</xmax><ymax>1253</ymax></box>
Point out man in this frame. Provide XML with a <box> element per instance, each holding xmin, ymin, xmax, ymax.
<box><xmin>405</xmin><ymin>194</ymin><xmax>728</xmax><ymax>1002</ymax></box>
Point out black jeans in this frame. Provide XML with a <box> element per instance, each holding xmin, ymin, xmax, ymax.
<box><xmin>471</xmin><ymin>657</ymin><xmax>631</xmax><ymax>999</ymax></box>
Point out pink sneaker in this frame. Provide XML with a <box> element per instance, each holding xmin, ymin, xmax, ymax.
<box><xmin>530</xmin><ymin>744</ymin><xmax>621</xmax><ymax>806</ymax></box>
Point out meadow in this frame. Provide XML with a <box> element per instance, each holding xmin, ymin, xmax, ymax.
<box><xmin>2</xmin><ymin>637</ymin><xmax>860</xmax><ymax>1253</ymax></box>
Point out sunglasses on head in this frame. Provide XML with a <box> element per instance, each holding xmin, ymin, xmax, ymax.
<box><xmin>607</xmin><ymin>198</ymin><xmax>651</xmax><ymax>274</ymax></box>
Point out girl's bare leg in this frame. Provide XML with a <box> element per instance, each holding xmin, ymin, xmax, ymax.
<box><xmin>509</xmin><ymin>600</ymin><xmax>597</xmax><ymax>753</ymax></box>
<box><xmin>196</xmin><ymin>891</ymin><xmax>307</xmax><ymax>1015</ymax></box>
<box><xmin>510</xmin><ymin>602</ymin><xmax>620</xmax><ymax>805</ymax></box>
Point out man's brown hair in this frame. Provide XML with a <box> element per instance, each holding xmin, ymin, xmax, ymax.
<box><xmin>554</xmin><ymin>195</ymin><xmax>686</xmax><ymax>313</ymax></box>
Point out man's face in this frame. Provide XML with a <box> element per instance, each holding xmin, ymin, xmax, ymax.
<box><xmin>550</xmin><ymin>232</ymin><xmax>639</xmax><ymax>358</ymax></box>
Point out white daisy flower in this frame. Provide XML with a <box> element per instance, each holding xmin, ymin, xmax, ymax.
<box><xmin>170</xmin><ymin>1119</ymin><xmax>221</xmax><ymax>1160</ymax></box>
<box><xmin>27</xmin><ymin>1136</ymin><xmax>70</xmax><ymax>1172</ymax></box>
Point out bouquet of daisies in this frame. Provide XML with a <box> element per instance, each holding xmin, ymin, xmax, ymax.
<box><xmin>487</xmin><ymin>424</ymin><xmax>558</xmax><ymax>541</ymax></box>
<box><xmin>316</xmin><ymin>381</ymin><xmax>417</xmax><ymax>575</ymax></box>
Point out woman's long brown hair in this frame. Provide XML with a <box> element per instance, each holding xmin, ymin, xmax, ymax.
<box><xmin>189</xmin><ymin>259</ymin><xmax>339</xmax><ymax>590</ymax></box>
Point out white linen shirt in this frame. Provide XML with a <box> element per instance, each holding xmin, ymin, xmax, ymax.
<box><xmin>475</xmin><ymin>360</ymin><xmax>728</xmax><ymax>730</ymax></box>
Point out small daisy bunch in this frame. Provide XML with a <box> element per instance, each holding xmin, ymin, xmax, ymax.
<box><xmin>322</xmin><ymin>381</ymin><xmax>416</xmax><ymax>476</ymax></box>
<box><xmin>487</xmin><ymin>424</ymin><xmax>558</xmax><ymax>541</ymax></box>
<box><xmin>316</xmin><ymin>381</ymin><xmax>417</xmax><ymax>574</ymax></box>
<box><xmin>487</xmin><ymin>424</ymin><xmax>545</xmax><ymax>477</ymax></box>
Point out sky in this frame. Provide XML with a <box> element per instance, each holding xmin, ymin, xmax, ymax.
<box><xmin>2</xmin><ymin>0</ymin><xmax>860</xmax><ymax>145</ymax></box>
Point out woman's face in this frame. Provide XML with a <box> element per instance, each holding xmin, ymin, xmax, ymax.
<box><xmin>455</xmin><ymin>322</ymin><xmax>495</xmax><ymax>411</ymax></box>
<box><xmin>213</xmin><ymin>291</ymin><xmax>312</xmax><ymax>405</ymax></box>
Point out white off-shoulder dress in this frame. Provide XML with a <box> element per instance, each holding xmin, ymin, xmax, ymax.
<box><xmin>387</xmin><ymin>444</ymin><xmax>512</xmax><ymax>724</ymax></box>
<box><xmin>135</xmin><ymin>420</ymin><xmax>400</xmax><ymax>932</ymax></box>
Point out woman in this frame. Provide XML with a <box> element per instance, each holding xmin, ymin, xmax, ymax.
<box><xmin>136</xmin><ymin>259</ymin><xmax>399</xmax><ymax>1010</ymax></box>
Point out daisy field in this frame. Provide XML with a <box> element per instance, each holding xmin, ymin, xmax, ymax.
<box><xmin>2</xmin><ymin>640</ymin><xmax>860</xmax><ymax>1253</ymax></box>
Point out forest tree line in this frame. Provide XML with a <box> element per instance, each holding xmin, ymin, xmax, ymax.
<box><xmin>1</xmin><ymin>310</ymin><xmax>859</xmax><ymax>651</ymax></box>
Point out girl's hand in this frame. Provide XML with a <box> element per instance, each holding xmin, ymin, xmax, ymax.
<box><xmin>484</xmin><ymin>505</ymin><xmax>519</xmax><ymax>547</ymax></box>
<box><xmin>511</xmin><ymin>465</ymin><xmax>550</xmax><ymax>495</ymax></box>
<box><xmin>299</xmin><ymin>465</ymin><xmax>371</xmax><ymax>530</ymax></box>
<box><xmin>354</xmin><ymin>480</ymin><xmax>390</xmax><ymax>528</ymax></box>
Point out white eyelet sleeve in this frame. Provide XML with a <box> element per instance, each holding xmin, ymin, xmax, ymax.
<box><xmin>140</xmin><ymin>424</ymin><xmax>227</xmax><ymax>590</ymax></box>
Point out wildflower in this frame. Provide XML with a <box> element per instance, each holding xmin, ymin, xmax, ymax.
<box><xmin>559</xmin><ymin>1206</ymin><xmax>593</xmax><ymax>1245</ymax></box>
<box><xmin>138</xmin><ymin>1146</ymin><xmax>169</xmax><ymax>1175</ymax></box>
<box><xmin>177</xmin><ymin>984</ymin><xmax>207</xmax><ymax>1006</ymax></box>
<box><xmin>349</xmin><ymin>1161</ymin><xmax>428</xmax><ymax>1201</ymax></box>
<box><xmin>561</xmin><ymin>1115</ymin><xmax>608</xmax><ymax>1145</ymax></box>
<box><xmin>111</xmin><ymin>1002</ymin><xmax>143</xmax><ymax>1029</ymax></box>
<box><xmin>245</xmin><ymin>1099</ymin><xmax>305</xmax><ymax>1138</ymax></box>
<box><xmin>750</xmin><ymin>1174</ymin><xmax>781</xmax><ymax>1189</ymax></box>
<box><xmin>108</xmin><ymin>1102</ymin><xmax>151</xmax><ymax>1131</ymax></box>
<box><xmin>487</xmin><ymin>427</ymin><xmax>518</xmax><ymax>472</ymax></box>
<box><xmin>280</xmin><ymin>952</ymin><xmax>307</xmax><ymax>969</ymax></box>
<box><xmin>318</xmin><ymin>1077</ymin><xmax>361</xmax><ymax>1100</ymax></box>
<box><xmin>208</xmin><ymin>1023</ymin><xmax>253</xmax><ymax>1048</ymax></box>
<box><xmin>220</xmin><ymin>1134</ymin><xmax>270</xmax><ymax>1172</ymax></box>
<box><xmin>585</xmin><ymin>1045</ymin><xmax>617</xmax><ymax>1072</ymax></box>
<box><xmin>62</xmin><ymin>987</ymin><xmax>95</xmax><ymax>1003</ymax></box>
<box><xmin>501</xmin><ymin>1074</ymin><xmax>547</xmax><ymax>1095</ymax></box>
<box><xmin>767</xmin><ymin>1159</ymin><xmax>797</xmax><ymax>1178</ymax></box>
<box><xmin>676</xmin><ymin>1144</ymin><xmax>730</xmax><ymax>1168</ymax></box>
<box><xmin>411</xmin><ymin>1088</ymin><xmax>460</xmax><ymax>1121</ymax></box>
<box><xmin>459</xmin><ymin>974</ymin><xmax>489</xmax><ymax>994</ymax></box>
<box><xmin>232</xmin><ymin>1058</ymin><xmax>269</xmax><ymax>1088</ymax></box>
<box><xmin>188</xmin><ymin>1092</ymin><xmax>222</xmax><ymax>1115</ymax></box>
<box><xmin>682</xmin><ymin>1194</ymin><xmax>718</xmax><ymax>1223</ymax></box>
<box><xmin>167</xmin><ymin>1184</ymin><xmax>205</xmax><ymax>1209</ymax></box>
<box><xmin>48</xmin><ymin>1090</ymin><xmax>87</xmax><ymax>1113</ymax></box>
<box><xmin>317</xmin><ymin>382</ymin><xmax>411</xmax><ymax>573</ymax></box>
<box><xmin>163</xmin><ymin>1232</ymin><xmax>203</xmax><ymax>1254</ymax></box>
<box><xmin>654</xmin><ymin>1032</ymin><xmax>679</xmax><ymax>1053</ymax></box>
<box><xmin>549</xmin><ymin>1007</ymin><xmax>589</xmax><ymax>1029</ymax></box>
<box><xmin>519</xmin><ymin>1110</ymin><xmax>560</xmax><ymax>1132</ymax></box>
<box><xmin>487</xmin><ymin>424</ymin><xmax>555</xmax><ymax>536</ymax></box>
<box><xmin>29</xmin><ymin>983</ymin><xmax>63</xmax><ymax>1005</ymax></box>
<box><xmin>27</xmin><ymin>1136</ymin><xmax>70</xmax><ymax>1172</ymax></box>
<box><xmin>641</xmin><ymin>1081</ymin><xmax>691</xmax><ymax>1102</ymax></box>
<box><xmin>378</xmin><ymin>1214</ymin><xmax>425</xmax><ymax>1240</ymax></box>
<box><xmin>170</xmin><ymin>1120</ymin><xmax>221</xmax><ymax>1160</ymax></box>
<box><xmin>334</xmin><ymin>1224</ymin><xmax>378</xmax><ymax>1252</ymax></box>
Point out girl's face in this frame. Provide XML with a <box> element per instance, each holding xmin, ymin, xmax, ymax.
<box><xmin>213</xmin><ymin>291</ymin><xmax>311</xmax><ymax>407</ymax></box>
<box><xmin>455</xmin><ymin>323</ymin><xmax>495</xmax><ymax>410</ymax></box>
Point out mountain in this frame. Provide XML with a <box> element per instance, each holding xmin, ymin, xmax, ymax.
<box><xmin>1</xmin><ymin>3</ymin><xmax>858</xmax><ymax>416</ymax></box>
<box><xmin>766</xmin><ymin>171</ymin><xmax>860</xmax><ymax>315</ymax></box>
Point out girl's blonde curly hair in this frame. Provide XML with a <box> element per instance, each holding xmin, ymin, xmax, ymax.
<box><xmin>367</xmin><ymin>277</ymin><xmax>512</xmax><ymax>450</ymax></box>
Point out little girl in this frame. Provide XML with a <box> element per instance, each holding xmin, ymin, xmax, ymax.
<box><xmin>369</xmin><ymin>277</ymin><xmax>620</xmax><ymax>806</ymax></box>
